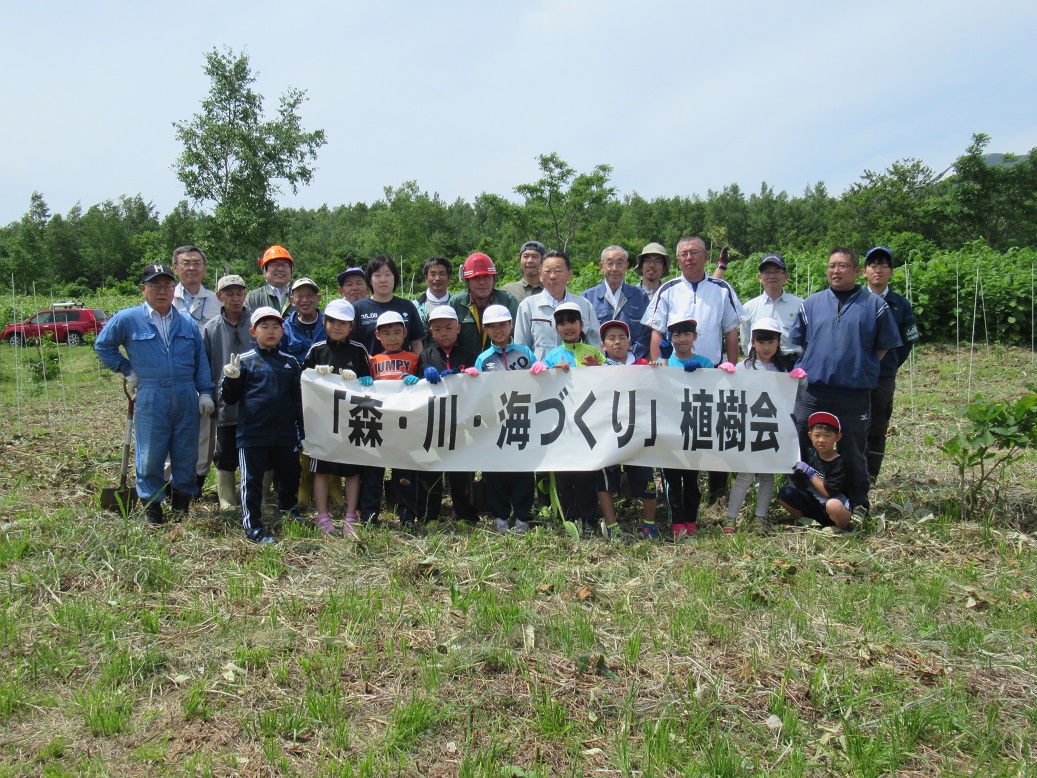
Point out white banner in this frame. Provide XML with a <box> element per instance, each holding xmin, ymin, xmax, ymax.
<box><xmin>302</xmin><ymin>367</ymin><xmax>800</xmax><ymax>473</ymax></box>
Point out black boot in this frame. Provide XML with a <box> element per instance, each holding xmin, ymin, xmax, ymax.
<box><xmin>146</xmin><ymin>500</ymin><xmax>165</xmax><ymax>526</ymax></box>
<box><xmin>170</xmin><ymin>490</ymin><xmax>191</xmax><ymax>515</ymax></box>
<box><xmin>196</xmin><ymin>473</ymin><xmax>207</xmax><ymax>493</ymax></box>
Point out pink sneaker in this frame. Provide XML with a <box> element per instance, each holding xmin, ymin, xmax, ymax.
<box><xmin>343</xmin><ymin>513</ymin><xmax>359</xmax><ymax>539</ymax></box>
<box><xmin>671</xmin><ymin>523</ymin><xmax>687</xmax><ymax>541</ymax></box>
<box><xmin>314</xmin><ymin>513</ymin><xmax>335</xmax><ymax>534</ymax></box>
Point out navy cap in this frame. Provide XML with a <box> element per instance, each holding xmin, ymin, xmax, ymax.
<box><xmin>865</xmin><ymin>246</ymin><xmax>894</xmax><ymax>266</ymax></box>
<box><xmin>142</xmin><ymin>264</ymin><xmax>175</xmax><ymax>283</ymax></box>
<box><xmin>337</xmin><ymin>267</ymin><xmax>365</xmax><ymax>285</ymax></box>
<box><xmin>759</xmin><ymin>254</ymin><xmax>787</xmax><ymax>272</ymax></box>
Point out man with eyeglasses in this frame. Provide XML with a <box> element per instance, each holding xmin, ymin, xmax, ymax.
<box><xmin>95</xmin><ymin>264</ymin><xmax>214</xmax><ymax>526</ymax></box>
<box><xmin>634</xmin><ymin>242</ymin><xmax>670</xmax><ymax>299</ymax></box>
<box><xmin>580</xmin><ymin>245</ymin><xmax>652</xmax><ymax>359</ymax></box>
<box><xmin>172</xmin><ymin>246</ymin><xmax>219</xmax><ymax>329</ymax></box>
<box><xmin>789</xmin><ymin>248</ymin><xmax>902</xmax><ymax>522</ymax></box>
<box><xmin>415</xmin><ymin>256</ymin><xmax>454</xmax><ymax>347</ymax></box>
<box><xmin>740</xmin><ymin>254</ymin><xmax>803</xmax><ymax>366</ymax></box>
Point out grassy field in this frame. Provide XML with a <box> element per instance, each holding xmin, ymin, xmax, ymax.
<box><xmin>0</xmin><ymin>342</ymin><xmax>1036</xmax><ymax>777</ymax></box>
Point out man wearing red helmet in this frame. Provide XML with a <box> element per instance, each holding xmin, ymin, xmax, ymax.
<box><xmin>447</xmin><ymin>252</ymin><xmax>519</xmax><ymax>354</ymax></box>
<box><xmin>246</xmin><ymin>245</ymin><xmax>296</xmax><ymax>317</ymax></box>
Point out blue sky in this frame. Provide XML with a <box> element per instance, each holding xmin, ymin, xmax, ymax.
<box><xmin>3</xmin><ymin>0</ymin><xmax>1035</xmax><ymax>227</ymax></box>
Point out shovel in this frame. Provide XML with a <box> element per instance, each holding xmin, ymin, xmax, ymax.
<box><xmin>101</xmin><ymin>379</ymin><xmax>137</xmax><ymax>512</ymax></box>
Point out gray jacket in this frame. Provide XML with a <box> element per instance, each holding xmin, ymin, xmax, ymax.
<box><xmin>202</xmin><ymin>307</ymin><xmax>255</xmax><ymax>426</ymax></box>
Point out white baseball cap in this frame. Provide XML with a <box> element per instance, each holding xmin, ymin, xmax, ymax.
<box><xmin>375</xmin><ymin>311</ymin><xmax>406</xmax><ymax>328</ymax></box>
<box><xmin>482</xmin><ymin>305</ymin><xmax>513</xmax><ymax>324</ymax></box>
<box><xmin>250</xmin><ymin>307</ymin><xmax>284</xmax><ymax>327</ymax></box>
<box><xmin>324</xmin><ymin>298</ymin><xmax>355</xmax><ymax>322</ymax></box>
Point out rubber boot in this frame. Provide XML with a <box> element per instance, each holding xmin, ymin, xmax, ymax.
<box><xmin>170</xmin><ymin>490</ymin><xmax>191</xmax><ymax>515</ymax></box>
<box><xmin>216</xmin><ymin>470</ymin><xmax>238</xmax><ymax>510</ymax></box>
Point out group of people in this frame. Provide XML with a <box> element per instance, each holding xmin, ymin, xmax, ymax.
<box><xmin>95</xmin><ymin>236</ymin><xmax>917</xmax><ymax>543</ymax></box>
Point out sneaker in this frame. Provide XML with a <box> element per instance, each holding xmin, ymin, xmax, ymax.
<box><xmin>246</xmin><ymin>527</ymin><xmax>275</xmax><ymax>544</ymax></box>
<box><xmin>851</xmin><ymin>505</ymin><xmax>869</xmax><ymax>530</ymax></box>
<box><xmin>493</xmin><ymin>518</ymin><xmax>510</xmax><ymax>534</ymax></box>
<box><xmin>686</xmin><ymin>521</ymin><xmax>698</xmax><ymax>539</ymax></box>
<box><xmin>752</xmin><ymin>517</ymin><xmax>771</xmax><ymax>533</ymax></box>
<box><xmin>342</xmin><ymin>513</ymin><xmax>359</xmax><ymax>539</ymax></box>
<box><xmin>640</xmin><ymin>524</ymin><xmax>660</xmax><ymax>541</ymax></box>
<box><xmin>722</xmin><ymin>517</ymin><xmax>737</xmax><ymax>534</ymax></box>
<box><xmin>602</xmin><ymin>523</ymin><xmax>621</xmax><ymax>541</ymax></box>
<box><xmin>581</xmin><ymin>519</ymin><xmax>598</xmax><ymax>537</ymax></box>
<box><xmin>314</xmin><ymin>513</ymin><xmax>335</xmax><ymax>534</ymax></box>
<box><xmin>671</xmin><ymin>523</ymin><xmax>687</xmax><ymax>542</ymax></box>
<box><xmin>512</xmin><ymin>519</ymin><xmax>530</xmax><ymax>534</ymax></box>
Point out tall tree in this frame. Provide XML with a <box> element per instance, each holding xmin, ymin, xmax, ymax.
<box><xmin>514</xmin><ymin>153</ymin><xmax>615</xmax><ymax>253</ymax></box>
<box><xmin>172</xmin><ymin>47</ymin><xmax>327</xmax><ymax>263</ymax></box>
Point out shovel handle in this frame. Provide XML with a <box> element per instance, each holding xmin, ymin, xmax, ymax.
<box><xmin>123</xmin><ymin>377</ymin><xmax>135</xmax><ymax>415</ymax></box>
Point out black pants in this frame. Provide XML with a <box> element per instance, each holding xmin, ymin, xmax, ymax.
<box><xmin>555</xmin><ymin>471</ymin><xmax>599</xmax><ymax>523</ymax></box>
<box><xmin>663</xmin><ymin>468</ymin><xmax>701</xmax><ymax>525</ymax></box>
<box><xmin>418</xmin><ymin>471</ymin><xmax>479</xmax><ymax>522</ymax></box>
<box><xmin>239</xmin><ymin>444</ymin><xmax>300</xmax><ymax>532</ymax></box>
<box><xmin>213</xmin><ymin>424</ymin><xmax>239</xmax><ymax>472</ymax></box>
<box><xmin>359</xmin><ymin>466</ymin><xmax>384</xmax><ymax>522</ymax></box>
<box><xmin>867</xmin><ymin>375</ymin><xmax>897</xmax><ymax>480</ymax></box>
<box><xmin>484</xmin><ymin>471</ymin><xmax>535</xmax><ymax>522</ymax></box>
<box><xmin>391</xmin><ymin>469</ymin><xmax>420</xmax><ymax>525</ymax></box>
<box><xmin>794</xmin><ymin>385</ymin><xmax>870</xmax><ymax>511</ymax></box>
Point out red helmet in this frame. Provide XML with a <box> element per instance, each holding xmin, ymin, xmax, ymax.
<box><xmin>462</xmin><ymin>252</ymin><xmax>497</xmax><ymax>279</ymax></box>
<box><xmin>259</xmin><ymin>245</ymin><xmax>293</xmax><ymax>268</ymax></box>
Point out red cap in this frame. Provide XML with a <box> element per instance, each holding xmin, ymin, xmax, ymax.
<box><xmin>807</xmin><ymin>412</ymin><xmax>841</xmax><ymax>432</ymax></box>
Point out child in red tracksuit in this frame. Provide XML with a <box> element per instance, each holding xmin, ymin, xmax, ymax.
<box><xmin>369</xmin><ymin>311</ymin><xmax>422</xmax><ymax>530</ymax></box>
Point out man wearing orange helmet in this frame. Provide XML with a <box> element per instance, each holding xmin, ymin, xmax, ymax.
<box><xmin>246</xmin><ymin>245</ymin><xmax>296</xmax><ymax>317</ymax></box>
<box><xmin>447</xmin><ymin>252</ymin><xmax>518</xmax><ymax>354</ymax></box>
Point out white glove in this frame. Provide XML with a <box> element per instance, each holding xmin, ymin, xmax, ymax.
<box><xmin>126</xmin><ymin>371</ymin><xmax>139</xmax><ymax>391</ymax></box>
<box><xmin>315</xmin><ymin>364</ymin><xmax>334</xmax><ymax>376</ymax></box>
<box><xmin>339</xmin><ymin>369</ymin><xmax>357</xmax><ymax>382</ymax></box>
<box><xmin>199</xmin><ymin>394</ymin><xmax>215</xmax><ymax>417</ymax></box>
<box><xmin>223</xmin><ymin>353</ymin><xmax>241</xmax><ymax>379</ymax></box>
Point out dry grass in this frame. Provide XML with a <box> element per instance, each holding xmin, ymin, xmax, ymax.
<box><xmin>1</xmin><ymin>344</ymin><xmax>1036</xmax><ymax>776</ymax></box>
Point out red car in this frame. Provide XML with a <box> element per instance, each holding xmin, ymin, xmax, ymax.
<box><xmin>2</xmin><ymin>303</ymin><xmax>108</xmax><ymax>346</ymax></box>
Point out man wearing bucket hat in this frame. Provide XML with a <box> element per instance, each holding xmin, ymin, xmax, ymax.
<box><xmin>246</xmin><ymin>245</ymin><xmax>296</xmax><ymax>317</ymax></box>
<box><xmin>635</xmin><ymin>242</ymin><xmax>670</xmax><ymax>299</ymax></box>
<box><xmin>95</xmin><ymin>264</ymin><xmax>215</xmax><ymax>525</ymax></box>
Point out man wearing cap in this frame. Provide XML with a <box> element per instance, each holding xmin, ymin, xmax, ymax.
<box><xmin>246</xmin><ymin>245</ymin><xmax>296</xmax><ymax>317</ymax></box>
<box><xmin>515</xmin><ymin>250</ymin><xmax>602</xmax><ymax>360</ymax></box>
<box><xmin>502</xmin><ymin>241</ymin><xmax>546</xmax><ymax>302</ymax></box>
<box><xmin>95</xmin><ymin>264</ymin><xmax>214</xmax><ymax>525</ymax></box>
<box><xmin>740</xmin><ymin>254</ymin><xmax>804</xmax><ymax>364</ymax></box>
<box><xmin>337</xmin><ymin>267</ymin><xmax>369</xmax><ymax>304</ymax></box>
<box><xmin>580</xmin><ymin>245</ymin><xmax>652</xmax><ymax>360</ymax></box>
<box><xmin>415</xmin><ymin>256</ymin><xmax>454</xmax><ymax>346</ymax></box>
<box><xmin>863</xmin><ymin>246</ymin><xmax>919</xmax><ymax>484</ymax></box>
<box><xmin>448</xmin><ymin>252</ymin><xmax>519</xmax><ymax>355</ymax></box>
<box><xmin>790</xmin><ymin>247</ymin><xmax>903</xmax><ymax>517</ymax></box>
<box><xmin>172</xmin><ymin>246</ymin><xmax>220</xmax><ymax>329</ymax></box>
<box><xmin>280</xmin><ymin>278</ymin><xmax>326</xmax><ymax>362</ymax></box>
<box><xmin>202</xmin><ymin>275</ymin><xmax>256</xmax><ymax>509</ymax></box>
<box><xmin>635</xmin><ymin>242</ymin><xmax>670</xmax><ymax>299</ymax></box>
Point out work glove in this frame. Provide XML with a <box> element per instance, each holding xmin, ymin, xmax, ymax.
<box><xmin>315</xmin><ymin>364</ymin><xmax>334</xmax><ymax>376</ymax></box>
<box><xmin>659</xmin><ymin>339</ymin><xmax>674</xmax><ymax>359</ymax></box>
<box><xmin>462</xmin><ymin>367</ymin><xmax>479</xmax><ymax>376</ymax></box>
<box><xmin>717</xmin><ymin>245</ymin><xmax>735</xmax><ymax>269</ymax></box>
<box><xmin>339</xmin><ymin>369</ymin><xmax>357</xmax><ymax>382</ymax></box>
<box><xmin>199</xmin><ymin>394</ymin><xmax>215</xmax><ymax>417</ymax></box>
<box><xmin>789</xmin><ymin>367</ymin><xmax>807</xmax><ymax>379</ymax></box>
<box><xmin>441</xmin><ymin>368</ymin><xmax>459</xmax><ymax>377</ymax></box>
<box><xmin>794</xmin><ymin>461</ymin><xmax>819</xmax><ymax>480</ymax></box>
<box><xmin>718</xmin><ymin>362</ymin><xmax>736</xmax><ymax>373</ymax></box>
<box><xmin>683</xmin><ymin>361</ymin><xmax>699</xmax><ymax>373</ymax></box>
<box><xmin>530</xmin><ymin>361</ymin><xmax>548</xmax><ymax>375</ymax></box>
<box><xmin>126</xmin><ymin>371</ymin><xmax>139</xmax><ymax>392</ymax></box>
<box><xmin>358</xmin><ymin>376</ymin><xmax>373</xmax><ymax>387</ymax></box>
<box><xmin>403</xmin><ymin>374</ymin><xmax>420</xmax><ymax>385</ymax></box>
<box><xmin>424</xmin><ymin>366</ymin><xmax>441</xmax><ymax>384</ymax></box>
<box><xmin>223</xmin><ymin>354</ymin><xmax>241</xmax><ymax>379</ymax></box>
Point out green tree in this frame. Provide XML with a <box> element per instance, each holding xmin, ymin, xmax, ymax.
<box><xmin>514</xmin><ymin>153</ymin><xmax>615</xmax><ymax>253</ymax></box>
<box><xmin>172</xmin><ymin>47</ymin><xmax>327</xmax><ymax>263</ymax></box>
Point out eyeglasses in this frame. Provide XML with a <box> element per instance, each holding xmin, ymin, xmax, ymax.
<box><xmin>641</xmin><ymin>257</ymin><xmax>665</xmax><ymax>265</ymax></box>
<box><xmin>176</xmin><ymin>261</ymin><xmax>205</xmax><ymax>269</ymax></box>
<box><xmin>827</xmin><ymin>262</ymin><xmax>855</xmax><ymax>271</ymax></box>
<box><xmin>678</xmin><ymin>250</ymin><xmax>705</xmax><ymax>258</ymax></box>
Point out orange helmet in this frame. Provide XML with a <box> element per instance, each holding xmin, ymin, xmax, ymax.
<box><xmin>462</xmin><ymin>252</ymin><xmax>496</xmax><ymax>279</ymax></box>
<box><xmin>259</xmin><ymin>245</ymin><xmax>293</xmax><ymax>268</ymax></box>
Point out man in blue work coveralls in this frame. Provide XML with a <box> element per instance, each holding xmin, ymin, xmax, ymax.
<box><xmin>95</xmin><ymin>264</ymin><xmax>214</xmax><ymax>525</ymax></box>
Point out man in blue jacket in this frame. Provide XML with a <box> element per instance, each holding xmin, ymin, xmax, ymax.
<box><xmin>580</xmin><ymin>245</ymin><xmax>651</xmax><ymax>360</ymax></box>
<box><xmin>95</xmin><ymin>264</ymin><xmax>214</xmax><ymax>525</ymax></box>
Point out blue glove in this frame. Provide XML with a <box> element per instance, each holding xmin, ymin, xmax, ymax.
<box><xmin>423</xmin><ymin>366</ymin><xmax>441</xmax><ymax>384</ymax></box>
<box><xmin>794</xmin><ymin>461</ymin><xmax>819</xmax><ymax>480</ymax></box>
<box><xmin>403</xmin><ymin>374</ymin><xmax>420</xmax><ymax>385</ymax></box>
<box><xmin>441</xmin><ymin>368</ymin><xmax>458</xmax><ymax>377</ymax></box>
<box><xmin>659</xmin><ymin>339</ymin><xmax>674</xmax><ymax>360</ymax></box>
<box><xmin>358</xmin><ymin>376</ymin><xmax>373</xmax><ymax>387</ymax></box>
<box><xmin>683</xmin><ymin>361</ymin><xmax>699</xmax><ymax>373</ymax></box>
